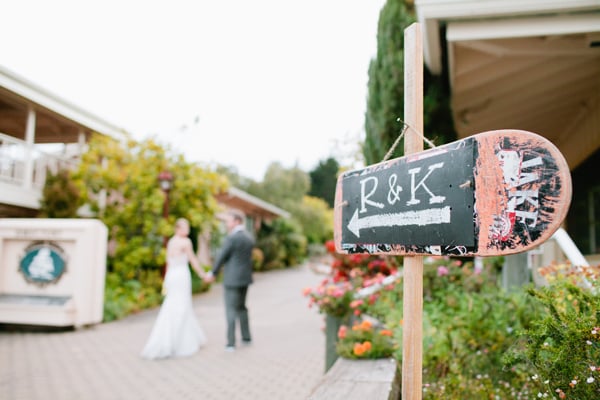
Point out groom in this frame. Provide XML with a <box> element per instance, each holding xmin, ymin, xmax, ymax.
<box><xmin>209</xmin><ymin>209</ymin><xmax>255</xmax><ymax>351</ymax></box>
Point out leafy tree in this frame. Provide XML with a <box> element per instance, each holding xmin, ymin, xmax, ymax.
<box><xmin>364</xmin><ymin>0</ymin><xmax>455</xmax><ymax>165</ymax></box>
<box><xmin>39</xmin><ymin>168</ymin><xmax>81</xmax><ymax>217</ymax></box>
<box><xmin>309</xmin><ymin>157</ymin><xmax>339</xmax><ymax>208</ymax></box>
<box><xmin>249</xmin><ymin>161</ymin><xmax>310</xmax><ymax>212</ymax></box>
<box><xmin>423</xmin><ymin>68</ymin><xmax>456</xmax><ymax>152</ymax></box>
<box><xmin>294</xmin><ymin>195</ymin><xmax>334</xmax><ymax>244</ymax></box>
<box><xmin>364</xmin><ymin>0</ymin><xmax>413</xmax><ymax>164</ymax></box>
<box><xmin>214</xmin><ymin>163</ymin><xmax>256</xmax><ymax>192</ymax></box>
<box><xmin>72</xmin><ymin>133</ymin><xmax>227</xmax><ymax>284</ymax></box>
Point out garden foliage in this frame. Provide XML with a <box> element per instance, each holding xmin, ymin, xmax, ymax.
<box><xmin>503</xmin><ymin>263</ymin><xmax>600</xmax><ymax>399</ymax></box>
<box><xmin>72</xmin><ymin>133</ymin><xmax>227</xmax><ymax>321</ymax></box>
<box><xmin>336</xmin><ymin>319</ymin><xmax>396</xmax><ymax>360</ymax></box>
<box><xmin>307</xmin><ymin>243</ymin><xmax>600</xmax><ymax>399</ymax></box>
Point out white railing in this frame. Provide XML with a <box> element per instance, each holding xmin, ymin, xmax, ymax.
<box><xmin>0</xmin><ymin>132</ymin><xmax>80</xmax><ymax>190</ymax></box>
<box><xmin>551</xmin><ymin>227</ymin><xmax>590</xmax><ymax>268</ymax></box>
<box><xmin>550</xmin><ymin>227</ymin><xmax>593</xmax><ymax>290</ymax></box>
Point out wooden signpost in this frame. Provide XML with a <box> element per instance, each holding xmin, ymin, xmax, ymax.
<box><xmin>333</xmin><ymin>128</ymin><xmax>572</xmax><ymax>257</ymax></box>
<box><xmin>333</xmin><ymin>23</ymin><xmax>572</xmax><ymax>400</ymax></box>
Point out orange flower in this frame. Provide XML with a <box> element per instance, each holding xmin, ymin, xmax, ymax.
<box><xmin>379</xmin><ymin>329</ymin><xmax>393</xmax><ymax>337</ymax></box>
<box><xmin>352</xmin><ymin>319</ymin><xmax>373</xmax><ymax>332</ymax></box>
<box><xmin>353</xmin><ymin>342</ymin><xmax>365</xmax><ymax>356</ymax></box>
<box><xmin>353</xmin><ymin>340</ymin><xmax>373</xmax><ymax>356</ymax></box>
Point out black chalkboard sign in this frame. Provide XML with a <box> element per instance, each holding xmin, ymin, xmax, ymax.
<box><xmin>340</xmin><ymin>140</ymin><xmax>475</xmax><ymax>252</ymax></box>
<box><xmin>333</xmin><ymin>129</ymin><xmax>572</xmax><ymax>257</ymax></box>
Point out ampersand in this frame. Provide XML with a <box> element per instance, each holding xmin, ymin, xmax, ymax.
<box><xmin>387</xmin><ymin>174</ymin><xmax>402</xmax><ymax>204</ymax></box>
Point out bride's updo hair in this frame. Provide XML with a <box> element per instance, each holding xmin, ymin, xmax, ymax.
<box><xmin>175</xmin><ymin>218</ymin><xmax>190</xmax><ymax>231</ymax></box>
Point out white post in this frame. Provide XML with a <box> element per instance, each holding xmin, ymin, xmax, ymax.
<box><xmin>23</xmin><ymin>107</ymin><xmax>36</xmax><ymax>189</ymax></box>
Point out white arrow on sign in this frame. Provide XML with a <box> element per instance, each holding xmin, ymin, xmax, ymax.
<box><xmin>347</xmin><ymin>206</ymin><xmax>452</xmax><ymax>238</ymax></box>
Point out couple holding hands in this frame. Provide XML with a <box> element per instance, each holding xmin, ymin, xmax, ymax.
<box><xmin>141</xmin><ymin>209</ymin><xmax>255</xmax><ymax>359</ymax></box>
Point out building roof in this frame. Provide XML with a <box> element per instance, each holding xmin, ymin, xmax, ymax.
<box><xmin>215</xmin><ymin>187</ymin><xmax>290</xmax><ymax>220</ymax></box>
<box><xmin>415</xmin><ymin>0</ymin><xmax>600</xmax><ymax>169</ymax></box>
<box><xmin>0</xmin><ymin>64</ymin><xmax>127</xmax><ymax>143</ymax></box>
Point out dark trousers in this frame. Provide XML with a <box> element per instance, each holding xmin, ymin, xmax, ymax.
<box><xmin>224</xmin><ymin>286</ymin><xmax>251</xmax><ymax>347</ymax></box>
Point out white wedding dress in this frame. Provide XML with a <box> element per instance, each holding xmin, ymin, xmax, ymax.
<box><xmin>141</xmin><ymin>253</ymin><xmax>207</xmax><ymax>360</ymax></box>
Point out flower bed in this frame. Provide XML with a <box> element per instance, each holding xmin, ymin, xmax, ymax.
<box><xmin>336</xmin><ymin>318</ymin><xmax>396</xmax><ymax>360</ymax></box>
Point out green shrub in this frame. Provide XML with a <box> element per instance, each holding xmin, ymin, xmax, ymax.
<box><xmin>103</xmin><ymin>271</ymin><xmax>163</xmax><ymax>322</ymax></box>
<box><xmin>256</xmin><ymin>218</ymin><xmax>306</xmax><ymax>271</ymax></box>
<box><xmin>503</xmin><ymin>264</ymin><xmax>600</xmax><ymax>399</ymax></box>
<box><xmin>358</xmin><ymin>256</ymin><xmax>541</xmax><ymax>399</ymax></box>
<box><xmin>39</xmin><ymin>168</ymin><xmax>81</xmax><ymax>218</ymax></box>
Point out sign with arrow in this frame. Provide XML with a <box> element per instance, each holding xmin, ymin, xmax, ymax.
<box><xmin>333</xmin><ymin>129</ymin><xmax>572</xmax><ymax>257</ymax></box>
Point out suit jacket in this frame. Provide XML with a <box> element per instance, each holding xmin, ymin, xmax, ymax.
<box><xmin>212</xmin><ymin>228</ymin><xmax>255</xmax><ymax>287</ymax></box>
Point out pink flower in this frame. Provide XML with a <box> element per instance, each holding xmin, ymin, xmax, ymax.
<box><xmin>350</xmin><ymin>299</ymin><xmax>364</xmax><ymax>308</ymax></box>
<box><xmin>437</xmin><ymin>266</ymin><xmax>449</xmax><ymax>277</ymax></box>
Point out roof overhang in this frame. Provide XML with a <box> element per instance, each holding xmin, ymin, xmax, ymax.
<box><xmin>215</xmin><ymin>187</ymin><xmax>290</xmax><ymax>220</ymax></box>
<box><xmin>0</xmin><ymin>65</ymin><xmax>127</xmax><ymax>143</ymax></box>
<box><xmin>416</xmin><ymin>0</ymin><xmax>600</xmax><ymax>74</ymax></box>
<box><xmin>414</xmin><ymin>0</ymin><xmax>600</xmax><ymax>170</ymax></box>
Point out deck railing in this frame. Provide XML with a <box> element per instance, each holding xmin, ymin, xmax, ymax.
<box><xmin>0</xmin><ymin>132</ymin><xmax>80</xmax><ymax>191</ymax></box>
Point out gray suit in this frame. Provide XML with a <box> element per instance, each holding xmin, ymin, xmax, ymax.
<box><xmin>212</xmin><ymin>228</ymin><xmax>255</xmax><ymax>347</ymax></box>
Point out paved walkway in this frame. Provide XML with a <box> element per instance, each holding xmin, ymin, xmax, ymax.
<box><xmin>0</xmin><ymin>263</ymin><xmax>328</xmax><ymax>400</ymax></box>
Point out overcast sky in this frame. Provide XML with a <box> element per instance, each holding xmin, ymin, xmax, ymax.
<box><xmin>2</xmin><ymin>0</ymin><xmax>386</xmax><ymax>180</ymax></box>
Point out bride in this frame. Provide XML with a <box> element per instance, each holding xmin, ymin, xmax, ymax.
<box><xmin>141</xmin><ymin>218</ymin><xmax>210</xmax><ymax>360</ymax></box>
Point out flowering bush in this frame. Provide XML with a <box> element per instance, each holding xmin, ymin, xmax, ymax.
<box><xmin>503</xmin><ymin>264</ymin><xmax>600</xmax><ymax>399</ymax></box>
<box><xmin>336</xmin><ymin>319</ymin><xmax>396</xmax><ymax>359</ymax></box>
<box><xmin>303</xmin><ymin>240</ymin><xmax>399</xmax><ymax>318</ymax></box>
<box><xmin>359</xmin><ymin>255</ymin><xmax>541</xmax><ymax>398</ymax></box>
<box><xmin>538</xmin><ymin>260</ymin><xmax>600</xmax><ymax>287</ymax></box>
<box><xmin>303</xmin><ymin>279</ymin><xmax>354</xmax><ymax>318</ymax></box>
<box><xmin>422</xmin><ymin>255</ymin><xmax>500</xmax><ymax>301</ymax></box>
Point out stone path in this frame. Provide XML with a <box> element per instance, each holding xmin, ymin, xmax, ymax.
<box><xmin>0</xmin><ymin>264</ymin><xmax>328</xmax><ymax>400</ymax></box>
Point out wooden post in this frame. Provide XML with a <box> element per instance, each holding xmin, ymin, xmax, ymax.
<box><xmin>402</xmin><ymin>22</ymin><xmax>424</xmax><ymax>400</ymax></box>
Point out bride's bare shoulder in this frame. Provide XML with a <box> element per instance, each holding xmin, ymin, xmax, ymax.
<box><xmin>167</xmin><ymin>236</ymin><xmax>190</xmax><ymax>256</ymax></box>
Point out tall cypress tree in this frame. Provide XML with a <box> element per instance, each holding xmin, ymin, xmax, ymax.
<box><xmin>364</xmin><ymin>0</ymin><xmax>455</xmax><ymax>165</ymax></box>
<box><xmin>309</xmin><ymin>157</ymin><xmax>339</xmax><ymax>208</ymax></box>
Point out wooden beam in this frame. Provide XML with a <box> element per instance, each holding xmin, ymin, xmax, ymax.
<box><xmin>402</xmin><ymin>22</ymin><xmax>424</xmax><ymax>400</ymax></box>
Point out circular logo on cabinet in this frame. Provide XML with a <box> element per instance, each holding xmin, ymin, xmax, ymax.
<box><xmin>19</xmin><ymin>242</ymin><xmax>67</xmax><ymax>286</ymax></box>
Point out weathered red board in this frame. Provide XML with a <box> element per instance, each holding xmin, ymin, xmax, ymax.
<box><xmin>334</xmin><ymin>129</ymin><xmax>572</xmax><ymax>257</ymax></box>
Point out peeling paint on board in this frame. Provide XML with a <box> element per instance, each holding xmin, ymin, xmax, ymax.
<box><xmin>333</xmin><ymin>129</ymin><xmax>572</xmax><ymax>257</ymax></box>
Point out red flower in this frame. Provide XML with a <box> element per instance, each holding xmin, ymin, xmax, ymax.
<box><xmin>368</xmin><ymin>294</ymin><xmax>378</xmax><ymax>305</ymax></box>
<box><xmin>349</xmin><ymin>253</ymin><xmax>368</xmax><ymax>265</ymax></box>
<box><xmin>325</xmin><ymin>240</ymin><xmax>336</xmax><ymax>253</ymax></box>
